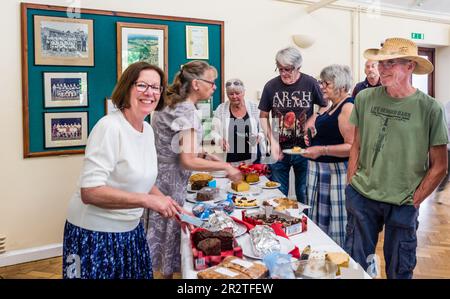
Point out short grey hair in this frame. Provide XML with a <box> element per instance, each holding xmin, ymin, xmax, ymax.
<box><xmin>320</xmin><ymin>64</ymin><xmax>353</xmax><ymax>93</ymax></box>
<box><xmin>225</xmin><ymin>78</ymin><xmax>245</xmax><ymax>94</ymax></box>
<box><xmin>276</xmin><ymin>47</ymin><xmax>303</xmax><ymax>69</ymax></box>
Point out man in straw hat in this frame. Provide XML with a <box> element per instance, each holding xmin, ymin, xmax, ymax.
<box><xmin>345</xmin><ymin>37</ymin><xmax>448</xmax><ymax>279</ymax></box>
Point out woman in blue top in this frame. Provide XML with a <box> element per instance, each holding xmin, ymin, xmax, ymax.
<box><xmin>301</xmin><ymin>65</ymin><xmax>355</xmax><ymax>247</ymax></box>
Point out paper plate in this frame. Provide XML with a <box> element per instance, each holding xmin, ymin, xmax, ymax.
<box><xmin>282</xmin><ymin>148</ymin><xmax>306</xmax><ymax>155</ymax></box>
<box><xmin>262</xmin><ymin>182</ymin><xmax>281</xmax><ymax>189</ymax></box>
<box><xmin>226</xmin><ymin>185</ymin><xmax>262</xmax><ymax>196</ymax></box>
<box><xmin>210</xmin><ymin>170</ymin><xmax>227</xmax><ymax>178</ymax></box>
<box><xmin>237</xmin><ymin>234</ymin><xmax>295</xmax><ymax>260</ymax></box>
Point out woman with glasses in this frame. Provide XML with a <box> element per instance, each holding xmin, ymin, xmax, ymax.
<box><xmin>63</xmin><ymin>62</ymin><xmax>184</xmax><ymax>279</ymax></box>
<box><xmin>300</xmin><ymin>64</ymin><xmax>355</xmax><ymax>247</ymax></box>
<box><xmin>211</xmin><ymin>78</ymin><xmax>266</xmax><ymax>164</ymax></box>
<box><xmin>146</xmin><ymin>60</ymin><xmax>242</xmax><ymax>279</ymax></box>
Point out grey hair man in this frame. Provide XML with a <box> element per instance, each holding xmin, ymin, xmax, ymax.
<box><xmin>259</xmin><ymin>46</ymin><xmax>328</xmax><ymax>204</ymax></box>
<box><xmin>346</xmin><ymin>37</ymin><xmax>448</xmax><ymax>279</ymax></box>
<box><xmin>352</xmin><ymin>60</ymin><xmax>381</xmax><ymax>98</ymax></box>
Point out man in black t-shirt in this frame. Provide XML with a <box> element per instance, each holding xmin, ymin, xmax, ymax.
<box><xmin>259</xmin><ymin>47</ymin><xmax>328</xmax><ymax>203</ymax></box>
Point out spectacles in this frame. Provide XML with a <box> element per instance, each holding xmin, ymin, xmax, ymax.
<box><xmin>134</xmin><ymin>81</ymin><xmax>163</xmax><ymax>94</ymax></box>
<box><xmin>226</xmin><ymin>80</ymin><xmax>243</xmax><ymax>87</ymax></box>
<box><xmin>378</xmin><ymin>59</ymin><xmax>411</xmax><ymax>69</ymax></box>
<box><xmin>275</xmin><ymin>65</ymin><xmax>297</xmax><ymax>74</ymax></box>
<box><xmin>197</xmin><ymin>78</ymin><xmax>216</xmax><ymax>87</ymax></box>
<box><xmin>318</xmin><ymin>80</ymin><xmax>332</xmax><ymax>88</ymax></box>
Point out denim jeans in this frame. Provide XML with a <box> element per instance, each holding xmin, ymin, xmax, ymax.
<box><xmin>268</xmin><ymin>154</ymin><xmax>308</xmax><ymax>204</ymax></box>
<box><xmin>344</xmin><ymin>185</ymin><xmax>419</xmax><ymax>279</ymax></box>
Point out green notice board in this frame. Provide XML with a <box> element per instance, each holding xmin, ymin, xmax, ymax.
<box><xmin>21</xmin><ymin>3</ymin><xmax>224</xmax><ymax>157</ymax></box>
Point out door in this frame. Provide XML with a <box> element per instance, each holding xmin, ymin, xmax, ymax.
<box><xmin>412</xmin><ymin>47</ymin><xmax>435</xmax><ymax>97</ymax></box>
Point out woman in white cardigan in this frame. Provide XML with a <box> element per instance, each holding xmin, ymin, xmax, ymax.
<box><xmin>211</xmin><ymin>78</ymin><xmax>266</xmax><ymax>163</ymax></box>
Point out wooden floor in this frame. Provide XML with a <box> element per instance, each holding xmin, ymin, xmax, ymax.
<box><xmin>1</xmin><ymin>191</ymin><xmax>450</xmax><ymax>279</ymax></box>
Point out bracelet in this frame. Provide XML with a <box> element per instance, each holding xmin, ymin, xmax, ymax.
<box><xmin>324</xmin><ymin>146</ymin><xmax>329</xmax><ymax>156</ymax></box>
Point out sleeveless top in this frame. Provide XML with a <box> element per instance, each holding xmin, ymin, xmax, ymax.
<box><xmin>311</xmin><ymin>97</ymin><xmax>354</xmax><ymax>163</ymax></box>
<box><xmin>226</xmin><ymin>108</ymin><xmax>252</xmax><ymax>163</ymax></box>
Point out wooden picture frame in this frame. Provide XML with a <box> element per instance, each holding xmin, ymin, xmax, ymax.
<box><xmin>104</xmin><ymin>98</ymin><xmax>118</xmax><ymax>115</ymax></box>
<box><xmin>117</xmin><ymin>22</ymin><xmax>168</xmax><ymax>78</ymax></box>
<box><xmin>44</xmin><ymin>112</ymin><xmax>88</xmax><ymax>148</ymax></box>
<box><xmin>44</xmin><ymin>72</ymin><xmax>88</xmax><ymax>108</ymax></box>
<box><xmin>34</xmin><ymin>15</ymin><xmax>94</xmax><ymax>66</ymax></box>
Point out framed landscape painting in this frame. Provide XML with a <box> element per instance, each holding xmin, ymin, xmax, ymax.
<box><xmin>44</xmin><ymin>112</ymin><xmax>88</xmax><ymax>148</ymax></box>
<box><xmin>34</xmin><ymin>15</ymin><xmax>94</xmax><ymax>66</ymax></box>
<box><xmin>44</xmin><ymin>72</ymin><xmax>88</xmax><ymax>107</ymax></box>
<box><xmin>116</xmin><ymin>22</ymin><xmax>168</xmax><ymax>78</ymax></box>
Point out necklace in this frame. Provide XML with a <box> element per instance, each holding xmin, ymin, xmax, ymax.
<box><xmin>328</xmin><ymin>97</ymin><xmax>347</xmax><ymax>113</ymax></box>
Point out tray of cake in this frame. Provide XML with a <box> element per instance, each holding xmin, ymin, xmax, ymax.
<box><xmin>190</xmin><ymin>227</ymin><xmax>243</xmax><ymax>271</ymax></box>
<box><xmin>241</xmin><ymin>206</ymin><xmax>307</xmax><ymax>236</ymax></box>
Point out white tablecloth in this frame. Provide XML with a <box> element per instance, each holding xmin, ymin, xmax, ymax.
<box><xmin>181</xmin><ymin>176</ymin><xmax>370</xmax><ymax>279</ymax></box>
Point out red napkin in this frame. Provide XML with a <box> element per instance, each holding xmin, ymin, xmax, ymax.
<box><xmin>271</xmin><ymin>222</ymin><xmax>301</xmax><ymax>259</ymax></box>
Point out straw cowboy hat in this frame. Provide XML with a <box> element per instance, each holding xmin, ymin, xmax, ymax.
<box><xmin>364</xmin><ymin>37</ymin><xmax>434</xmax><ymax>75</ymax></box>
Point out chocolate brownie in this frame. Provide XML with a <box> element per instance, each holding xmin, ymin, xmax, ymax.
<box><xmin>197</xmin><ymin>238</ymin><xmax>221</xmax><ymax>256</ymax></box>
<box><xmin>191</xmin><ymin>180</ymin><xmax>209</xmax><ymax>191</ymax></box>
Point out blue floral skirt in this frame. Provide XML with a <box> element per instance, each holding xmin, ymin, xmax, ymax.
<box><xmin>62</xmin><ymin>221</ymin><xmax>153</xmax><ymax>279</ymax></box>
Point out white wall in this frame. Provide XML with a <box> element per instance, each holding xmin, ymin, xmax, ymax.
<box><xmin>1</xmin><ymin>0</ymin><xmax>449</xmax><ymax>255</ymax></box>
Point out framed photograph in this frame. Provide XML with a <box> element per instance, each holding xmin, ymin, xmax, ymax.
<box><xmin>186</xmin><ymin>25</ymin><xmax>209</xmax><ymax>59</ymax></box>
<box><xmin>44</xmin><ymin>72</ymin><xmax>88</xmax><ymax>107</ymax></box>
<box><xmin>34</xmin><ymin>15</ymin><xmax>94</xmax><ymax>66</ymax></box>
<box><xmin>104</xmin><ymin>98</ymin><xmax>118</xmax><ymax>115</ymax></box>
<box><xmin>117</xmin><ymin>22</ymin><xmax>168</xmax><ymax>78</ymax></box>
<box><xmin>44</xmin><ymin>112</ymin><xmax>88</xmax><ymax>148</ymax></box>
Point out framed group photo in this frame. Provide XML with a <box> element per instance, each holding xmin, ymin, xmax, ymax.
<box><xmin>44</xmin><ymin>112</ymin><xmax>88</xmax><ymax>148</ymax></box>
<box><xmin>34</xmin><ymin>15</ymin><xmax>94</xmax><ymax>66</ymax></box>
<box><xmin>116</xmin><ymin>22</ymin><xmax>168</xmax><ymax>78</ymax></box>
<box><xmin>44</xmin><ymin>72</ymin><xmax>88</xmax><ymax>107</ymax></box>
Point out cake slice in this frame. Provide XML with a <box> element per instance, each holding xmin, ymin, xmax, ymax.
<box><xmin>231</xmin><ymin>181</ymin><xmax>250</xmax><ymax>192</ymax></box>
<box><xmin>325</xmin><ymin>252</ymin><xmax>350</xmax><ymax>276</ymax></box>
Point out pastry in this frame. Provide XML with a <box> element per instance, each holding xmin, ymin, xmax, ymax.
<box><xmin>191</xmin><ymin>180</ymin><xmax>209</xmax><ymax>191</ymax></box>
<box><xmin>197</xmin><ymin>238</ymin><xmax>221</xmax><ymax>256</ymax></box>
<box><xmin>325</xmin><ymin>252</ymin><xmax>349</xmax><ymax>275</ymax></box>
<box><xmin>231</xmin><ymin>181</ymin><xmax>250</xmax><ymax>192</ymax></box>
<box><xmin>232</xmin><ymin>196</ymin><xmax>257</xmax><ymax>207</ymax></box>
<box><xmin>220</xmin><ymin>256</ymin><xmax>268</xmax><ymax>279</ymax></box>
<box><xmin>196</xmin><ymin>187</ymin><xmax>219</xmax><ymax>201</ymax></box>
<box><xmin>245</xmin><ymin>173</ymin><xmax>259</xmax><ymax>183</ymax></box>
<box><xmin>192</xmin><ymin>229</ymin><xmax>234</xmax><ymax>251</ymax></box>
<box><xmin>292</xmin><ymin>146</ymin><xmax>303</xmax><ymax>153</ymax></box>
<box><xmin>189</xmin><ymin>173</ymin><xmax>213</xmax><ymax>184</ymax></box>
<box><xmin>274</xmin><ymin>197</ymin><xmax>298</xmax><ymax>211</ymax></box>
<box><xmin>197</xmin><ymin>266</ymin><xmax>251</xmax><ymax>279</ymax></box>
<box><xmin>265</xmin><ymin>181</ymin><xmax>278</xmax><ymax>187</ymax></box>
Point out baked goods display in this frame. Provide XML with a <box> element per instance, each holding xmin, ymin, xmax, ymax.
<box><xmin>292</xmin><ymin>146</ymin><xmax>303</xmax><ymax>153</ymax></box>
<box><xmin>272</xmin><ymin>197</ymin><xmax>299</xmax><ymax>211</ymax></box>
<box><xmin>325</xmin><ymin>252</ymin><xmax>350</xmax><ymax>275</ymax></box>
<box><xmin>197</xmin><ymin>256</ymin><xmax>268</xmax><ymax>279</ymax></box>
<box><xmin>196</xmin><ymin>238</ymin><xmax>221</xmax><ymax>256</ymax></box>
<box><xmin>242</xmin><ymin>208</ymin><xmax>308</xmax><ymax>236</ymax></box>
<box><xmin>192</xmin><ymin>229</ymin><xmax>234</xmax><ymax>251</ymax></box>
<box><xmin>265</xmin><ymin>181</ymin><xmax>279</xmax><ymax>187</ymax></box>
<box><xmin>189</xmin><ymin>173</ymin><xmax>213</xmax><ymax>183</ymax></box>
<box><xmin>231</xmin><ymin>196</ymin><xmax>258</xmax><ymax>208</ymax></box>
<box><xmin>231</xmin><ymin>181</ymin><xmax>250</xmax><ymax>192</ymax></box>
<box><xmin>191</xmin><ymin>180</ymin><xmax>210</xmax><ymax>191</ymax></box>
<box><xmin>196</xmin><ymin>187</ymin><xmax>219</xmax><ymax>201</ymax></box>
<box><xmin>190</xmin><ymin>228</ymin><xmax>243</xmax><ymax>270</ymax></box>
<box><xmin>244</xmin><ymin>173</ymin><xmax>260</xmax><ymax>184</ymax></box>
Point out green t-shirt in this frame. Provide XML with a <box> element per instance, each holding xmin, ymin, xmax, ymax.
<box><xmin>350</xmin><ymin>86</ymin><xmax>448</xmax><ymax>205</ymax></box>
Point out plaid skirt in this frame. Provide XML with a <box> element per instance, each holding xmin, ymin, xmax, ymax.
<box><xmin>62</xmin><ymin>221</ymin><xmax>153</xmax><ymax>279</ymax></box>
<box><xmin>306</xmin><ymin>160</ymin><xmax>348</xmax><ymax>247</ymax></box>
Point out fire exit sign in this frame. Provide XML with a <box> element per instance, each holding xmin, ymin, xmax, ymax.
<box><xmin>411</xmin><ymin>33</ymin><xmax>424</xmax><ymax>40</ymax></box>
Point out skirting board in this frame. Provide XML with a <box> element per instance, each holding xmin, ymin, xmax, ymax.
<box><xmin>0</xmin><ymin>243</ymin><xmax>62</xmax><ymax>267</ymax></box>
